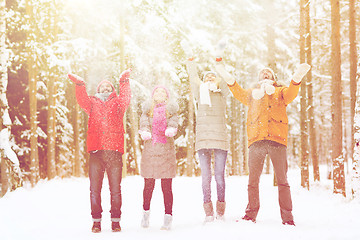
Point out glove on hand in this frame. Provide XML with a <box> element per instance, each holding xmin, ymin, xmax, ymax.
<box><xmin>292</xmin><ymin>63</ymin><xmax>311</xmax><ymax>83</ymax></box>
<box><xmin>252</xmin><ymin>80</ymin><xmax>275</xmax><ymax>100</ymax></box>
<box><xmin>139</xmin><ymin>130</ymin><xmax>151</xmax><ymax>140</ymax></box>
<box><xmin>165</xmin><ymin>127</ymin><xmax>177</xmax><ymax>137</ymax></box>
<box><xmin>120</xmin><ymin>69</ymin><xmax>132</xmax><ymax>82</ymax></box>
<box><xmin>214</xmin><ymin>64</ymin><xmax>235</xmax><ymax>86</ymax></box>
<box><xmin>68</xmin><ymin>73</ymin><xmax>85</xmax><ymax>85</ymax></box>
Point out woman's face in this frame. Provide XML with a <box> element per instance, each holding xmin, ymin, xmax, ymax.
<box><xmin>204</xmin><ymin>73</ymin><xmax>217</xmax><ymax>83</ymax></box>
<box><xmin>259</xmin><ymin>69</ymin><xmax>274</xmax><ymax>81</ymax></box>
<box><xmin>153</xmin><ymin>88</ymin><xmax>168</xmax><ymax>103</ymax></box>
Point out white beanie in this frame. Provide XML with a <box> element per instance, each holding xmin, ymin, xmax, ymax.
<box><xmin>258</xmin><ymin>67</ymin><xmax>276</xmax><ymax>81</ymax></box>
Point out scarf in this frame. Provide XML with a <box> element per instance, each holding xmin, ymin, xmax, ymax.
<box><xmin>152</xmin><ymin>103</ymin><xmax>167</xmax><ymax>144</ymax></box>
<box><xmin>95</xmin><ymin>92</ymin><xmax>111</xmax><ymax>102</ymax></box>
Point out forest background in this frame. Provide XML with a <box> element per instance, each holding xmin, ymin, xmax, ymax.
<box><xmin>0</xmin><ymin>0</ymin><xmax>359</xmax><ymax>199</ymax></box>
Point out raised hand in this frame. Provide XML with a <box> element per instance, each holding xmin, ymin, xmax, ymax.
<box><xmin>119</xmin><ymin>69</ymin><xmax>132</xmax><ymax>82</ymax></box>
<box><xmin>67</xmin><ymin>73</ymin><xmax>85</xmax><ymax>85</ymax></box>
<box><xmin>292</xmin><ymin>63</ymin><xmax>311</xmax><ymax>83</ymax></box>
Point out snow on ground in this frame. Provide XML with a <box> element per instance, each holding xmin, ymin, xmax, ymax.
<box><xmin>1</xmin><ymin>166</ymin><xmax>359</xmax><ymax>240</ymax></box>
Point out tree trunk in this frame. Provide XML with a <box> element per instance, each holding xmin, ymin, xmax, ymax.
<box><xmin>0</xmin><ymin>0</ymin><xmax>8</xmax><ymax>197</ymax></box>
<box><xmin>230</xmin><ymin>97</ymin><xmax>238</xmax><ymax>175</ymax></box>
<box><xmin>186</xmin><ymin>89</ymin><xmax>195</xmax><ymax>177</ymax></box>
<box><xmin>349</xmin><ymin>0</ymin><xmax>357</xmax><ymax>174</ymax></box>
<box><xmin>300</xmin><ymin>0</ymin><xmax>309</xmax><ymax>190</ymax></box>
<box><xmin>47</xmin><ymin>75</ymin><xmax>57</xmax><ymax>179</ymax></box>
<box><xmin>352</xmin><ymin>81</ymin><xmax>360</xmax><ymax>198</ymax></box>
<box><xmin>26</xmin><ymin>0</ymin><xmax>39</xmax><ymax>187</ymax></box>
<box><xmin>331</xmin><ymin>0</ymin><xmax>345</xmax><ymax>197</ymax></box>
<box><xmin>305</xmin><ymin>0</ymin><xmax>320</xmax><ymax>182</ymax></box>
<box><xmin>129</xmin><ymin>103</ymin><xmax>139</xmax><ymax>175</ymax></box>
<box><xmin>73</xmin><ymin>102</ymin><xmax>81</xmax><ymax>177</ymax></box>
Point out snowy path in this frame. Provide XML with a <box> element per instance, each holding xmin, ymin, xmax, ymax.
<box><xmin>1</xmin><ymin>167</ymin><xmax>359</xmax><ymax>240</ymax></box>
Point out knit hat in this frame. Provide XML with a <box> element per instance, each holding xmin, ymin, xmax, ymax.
<box><xmin>96</xmin><ymin>80</ymin><xmax>115</xmax><ymax>93</ymax></box>
<box><xmin>202</xmin><ymin>71</ymin><xmax>217</xmax><ymax>81</ymax></box>
<box><xmin>152</xmin><ymin>85</ymin><xmax>170</xmax><ymax>98</ymax></box>
<box><xmin>258</xmin><ymin>67</ymin><xmax>276</xmax><ymax>81</ymax></box>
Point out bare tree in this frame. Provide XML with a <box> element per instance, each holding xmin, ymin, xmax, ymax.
<box><xmin>331</xmin><ymin>0</ymin><xmax>345</xmax><ymax>197</ymax></box>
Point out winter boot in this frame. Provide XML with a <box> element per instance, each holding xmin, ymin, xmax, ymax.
<box><xmin>91</xmin><ymin>221</ymin><xmax>101</xmax><ymax>233</ymax></box>
<box><xmin>216</xmin><ymin>201</ymin><xmax>226</xmax><ymax>220</ymax></box>
<box><xmin>282</xmin><ymin>220</ymin><xmax>296</xmax><ymax>226</ymax></box>
<box><xmin>160</xmin><ymin>214</ymin><xmax>173</xmax><ymax>230</ymax></box>
<box><xmin>141</xmin><ymin>210</ymin><xmax>150</xmax><ymax>228</ymax></box>
<box><xmin>111</xmin><ymin>221</ymin><xmax>121</xmax><ymax>232</ymax></box>
<box><xmin>203</xmin><ymin>201</ymin><xmax>214</xmax><ymax>222</ymax></box>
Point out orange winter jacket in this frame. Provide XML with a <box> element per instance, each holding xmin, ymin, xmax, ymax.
<box><xmin>228</xmin><ymin>80</ymin><xmax>301</xmax><ymax>147</ymax></box>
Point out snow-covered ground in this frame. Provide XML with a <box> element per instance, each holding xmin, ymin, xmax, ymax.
<box><xmin>1</xmin><ymin>166</ymin><xmax>359</xmax><ymax>240</ymax></box>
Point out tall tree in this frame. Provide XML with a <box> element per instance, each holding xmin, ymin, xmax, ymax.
<box><xmin>26</xmin><ymin>0</ymin><xmax>39</xmax><ymax>186</ymax></box>
<box><xmin>0</xmin><ymin>0</ymin><xmax>8</xmax><ymax>196</ymax></box>
<box><xmin>350</xmin><ymin>0</ymin><xmax>359</xmax><ymax>198</ymax></box>
<box><xmin>300</xmin><ymin>0</ymin><xmax>309</xmax><ymax>189</ymax></box>
<box><xmin>305</xmin><ymin>0</ymin><xmax>320</xmax><ymax>182</ymax></box>
<box><xmin>331</xmin><ymin>0</ymin><xmax>345</xmax><ymax>197</ymax></box>
<box><xmin>349</xmin><ymin>0</ymin><xmax>357</xmax><ymax>169</ymax></box>
<box><xmin>186</xmin><ymin>86</ymin><xmax>195</xmax><ymax>176</ymax></box>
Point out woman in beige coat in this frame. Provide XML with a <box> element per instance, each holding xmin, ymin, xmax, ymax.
<box><xmin>138</xmin><ymin>85</ymin><xmax>179</xmax><ymax>230</ymax></box>
<box><xmin>186</xmin><ymin>58</ymin><xmax>230</xmax><ymax>222</ymax></box>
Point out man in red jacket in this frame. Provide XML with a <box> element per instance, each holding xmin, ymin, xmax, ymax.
<box><xmin>68</xmin><ymin>69</ymin><xmax>131</xmax><ymax>233</ymax></box>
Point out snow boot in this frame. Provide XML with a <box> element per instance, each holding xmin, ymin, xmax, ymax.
<box><xmin>160</xmin><ymin>214</ymin><xmax>173</xmax><ymax>230</ymax></box>
<box><xmin>242</xmin><ymin>215</ymin><xmax>256</xmax><ymax>223</ymax></box>
<box><xmin>282</xmin><ymin>220</ymin><xmax>296</xmax><ymax>226</ymax></box>
<box><xmin>203</xmin><ymin>201</ymin><xmax>214</xmax><ymax>222</ymax></box>
<box><xmin>111</xmin><ymin>221</ymin><xmax>121</xmax><ymax>232</ymax></box>
<box><xmin>216</xmin><ymin>200</ymin><xmax>226</xmax><ymax>220</ymax></box>
<box><xmin>141</xmin><ymin>210</ymin><xmax>150</xmax><ymax>228</ymax></box>
<box><xmin>91</xmin><ymin>221</ymin><xmax>101</xmax><ymax>233</ymax></box>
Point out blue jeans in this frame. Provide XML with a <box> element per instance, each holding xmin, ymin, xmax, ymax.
<box><xmin>198</xmin><ymin>148</ymin><xmax>228</xmax><ymax>203</ymax></box>
<box><xmin>89</xmin><ymin>150</ymin><xmax>123</xmax><ymax>221</ymax></box>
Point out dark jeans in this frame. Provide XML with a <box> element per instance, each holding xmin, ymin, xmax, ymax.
<box><xmin>89</xmin><ymin>150</ymin><xmax>123</xmax><ymax>221</ymax></box>
<box><xmin>245</xmin><ymin>140</ymin><xmax>293</xmax><ymax>222</ymax></box>
<box><xmin>143</xmin><ymin>178</ymin><xmax>173</xmax><ymax>215</ymax></box>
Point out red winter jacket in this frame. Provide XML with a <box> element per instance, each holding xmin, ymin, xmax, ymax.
<box><xmin>75</xmin><ymin>80</ymin><xmax>131</xmax><ymax>153</ymax></box>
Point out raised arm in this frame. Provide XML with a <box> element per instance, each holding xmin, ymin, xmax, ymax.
<box><xmin>68</xmin><ymin>73</ymin><xmax>92</xmax><ymax>115</ymax></box>
<box><xmin>215</xmin><ymin>63</ymin><xmax>250</xmax><ymax>106</ymax></box>
<box><xmin>282</xmin><ymin>63</ymin><xmax>311</xmax><ymax>104</ymax></box>
<box><xmin>185</xmin><ymin>59</ymin><xmax>201</xmax><ymax>100</ymax></box>
<box><xmin>117</xmin><ymin>69</ymin><xmax>132</xmax><ymax>112</ymax></box>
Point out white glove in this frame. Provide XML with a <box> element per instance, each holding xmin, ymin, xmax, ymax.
<box><xmin>292</xmin><ymin>63</ymin><xmax>311</xmax><ymax>83</ymax></box>
<box><xmin>165</xmin><ymin>127</ymin><xmax>177</xmax><ymax>137</ymax></box>
<box><xmin>215</xmin><ymin>64</ymin><xmax>235</xmax><ymax>86</ymax></box>
<box><xmin>180</xmin><ymin>39</ymin><xmax>193</xmax><ymax>58</ymax></box>
<box><xmin>139</xmin><ymin>130</ymin><xmax>151</xmax><ymax>140</ymax></box>
<box><xmin>252</xmin><ymin>80</ymin><xmax>275</xmax><ymax>100</ymax></box>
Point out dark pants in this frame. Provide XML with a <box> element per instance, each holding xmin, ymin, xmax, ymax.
<box><xmin>245</xmin><ymin>140</ymin><xmax>293</xmax><ymax>222</ymax></box>
<box><xmin>89</xmin><ymin>150</ymin><xmax>123</xmax><ymax>221</ymax></box>
<box><xmin>143</xmin><ymin>178</ymin><xmax>173</xmax><ymax>215</ymax></box>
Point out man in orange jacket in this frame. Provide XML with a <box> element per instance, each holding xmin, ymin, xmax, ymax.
<box><xmin>216</xmin><ymin>60</ymin><xmax>310</xmax><ymax>226</ymax></box>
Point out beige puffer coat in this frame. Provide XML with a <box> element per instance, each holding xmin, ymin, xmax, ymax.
<box><xmin>139</xmin><ymin>100</ymin><xmax>179</xmax><ymax>179</ymax></box>
<box><xmin>186</xmin><ymin>60</ymin><xmax>230</xmax><ymax>151</ymax></box>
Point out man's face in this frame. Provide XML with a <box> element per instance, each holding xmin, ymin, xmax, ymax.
<box><xmin>259</xmin><ymin>69</ymin><xmax>274</xmax><ymax>81</ymax></box>
<box><xmin>98</xmin><ymin>82</ymin><xmax>113</xmax><ymax>93</ymax></box>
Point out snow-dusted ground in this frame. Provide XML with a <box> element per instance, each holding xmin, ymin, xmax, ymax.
<box><xmin>1</xmin><ymin>166</ymin><xmax>359</xmax><ymax>240</ymax></box>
